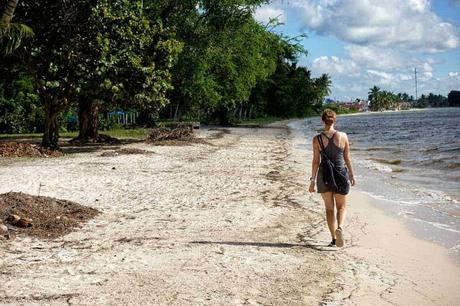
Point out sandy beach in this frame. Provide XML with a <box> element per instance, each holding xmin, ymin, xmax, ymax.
<box><xmin>1</xmin><ymin>123</ymin><xmax>459</xmax><ymax>305</ymax></box>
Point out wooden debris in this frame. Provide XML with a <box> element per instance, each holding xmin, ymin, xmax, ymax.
<box><xmin>7</xmin><ymin>214</ymin><xmax>33</xmax><ymax>227</ymax></box>
<box><xmin>146</xmin><ymin>127</ymin><xmax>194</xmax><ymax>142</ymax></box>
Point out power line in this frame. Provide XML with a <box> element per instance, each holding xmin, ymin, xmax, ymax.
<box><xmin>414</xmin><ymin>67</ymin><xmax>418</xmax><ymax>101</ymax></box>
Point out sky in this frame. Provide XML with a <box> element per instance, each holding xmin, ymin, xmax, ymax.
<box><xmin>254</xmin><ymin>0</ymin><xmax>460</xmax><ymax>101</ymax></box>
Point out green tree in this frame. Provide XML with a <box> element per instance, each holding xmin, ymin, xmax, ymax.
<box><xmin>0</xmin><ymin>0</ymin><xmax>33</xmax><ymax>55</ymax></box>
<box><xmin>368</xmin><ymin>85</ymin><xmax>381</xmax><ymax>110</ymax></box>
<box><xmin>11</xmin><ymin>0</ymin><xmax>181</xmax><ymax>147</ymax></box>
<box><xmin>313</xmin><ymin>74</ymin><xmax>332</xmax><ymax>110</ymax></box>
<box><xmin>448</xmin><ymin>90</ymin><xmax>460</xmax><ymax>107</ymax></box>
<box><xmin>155</xmin><ymin>0</ymin><xmax>276</xmax><ymax>124</ymax></box>
<box><xmin>72</xmin><ymin>0</ymin><xmax>182</xmax><ymax>142</ymax></box>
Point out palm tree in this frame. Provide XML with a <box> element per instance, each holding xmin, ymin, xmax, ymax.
<box><xmin>313</xmin><ymin>74</ymin><xmax>332</xmax><ymax>112</ymax></box>
<box><xmin>314</xmin><ymin>74</ymin><xmax>332</xmax><ymax>103</ymax></box>
<box><xmin>2</xmin><ymin>0</ymin><xmax>19</xmax><ymax>23</ymax></box>
<box><xmin>368</xmin><ymin>86</ymin><xmax>380</xmax><ymax>102</ymax></box>
<box><xmin>368</xmin><ymin>86</ymin><xmax>381</xmax><ymax>111</ymax></box>
<box><xmin>0</xmin><ymin>0</ymin><xmax>33</xmax><ymax>55</ymax></box>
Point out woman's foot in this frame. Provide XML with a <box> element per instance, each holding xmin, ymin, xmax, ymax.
<box><xmin>327</xmin><ymin>239</ymin><xmax>336</xmax><ymax>247</ymax></box>
<box><xmin>335</xmin><ymin>227</ymin><xmax>344</xmax><ymax>247</ymax></box>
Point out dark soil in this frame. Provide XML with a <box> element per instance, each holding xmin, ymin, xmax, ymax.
<box><xmin>69</xmin><ymin>134</ymin><xmax>121</xmax><ymax>144</ymax></box>
<box><xmin>0</xmin><ymin>142</ymin><xmax>64</xmax><ymax>158</ymax></box>
<box><xmin>0</xmin><ymin>192</ymin><xmax>100</xmax><ymax>239</ymax></box>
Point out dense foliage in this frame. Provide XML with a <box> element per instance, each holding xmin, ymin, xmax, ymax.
<box><xmin>0</xmin><ymin>0</ymin><xmax>333</xmax><ymax>147</ymax></box>
<box><xmin>447</xmin><ymin>91</ymin><xmax>460</xmax><ymax>107</ymax></box>
<box><xmin>368</xmin><ymin>85</ymin><xmax>454</xmax><ymax>111</ymax></box>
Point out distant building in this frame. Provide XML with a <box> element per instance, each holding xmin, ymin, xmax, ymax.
<box><xmin>340</xmin><ymin>100</ymin><xmax>368</xmax><ymax>112</ymax></box>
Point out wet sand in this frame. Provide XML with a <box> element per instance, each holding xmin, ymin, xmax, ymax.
<box><xmin>0</xmin><ymin>123</ymin><xmax>459</xmax><ymax>305</ymax></box>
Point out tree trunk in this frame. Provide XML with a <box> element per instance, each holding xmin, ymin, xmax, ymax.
<box><xmin>77</xmin><ymin>99</ymin><xmax>100</xmax><ymax>142</ymax></box>
<box><xmin>213</xmin><ymin>106</ymin><xmax>230</xmax><ymax>126</ymax></box>
<box><xmin>174</xmin><ymin>103</ymin><xmax>180</xmax><ymax>121</ymax></box>
<box><xmin>248</xmin><ymin>105</ymin><xmax>254</xmax><ymax>119</ymax></box>
<box><xmin>42</xmin><ymin>97</ymin><xmax>63</xmax><ymax>149</ymax></box>
<box><xmin>1</xmin><ymin>0</ymin><xmax>19</xmax><ymax>23</ymax></box>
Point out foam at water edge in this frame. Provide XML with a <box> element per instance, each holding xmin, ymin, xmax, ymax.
<box><xmin>400</xmin><ymin>215</ymin><xmax>460</xmax><ymax>234</ymax></box>
<box><xmin>355</xmin><ymin>159</ymin><xmax>393</xmax><ymax>173</ymax></box>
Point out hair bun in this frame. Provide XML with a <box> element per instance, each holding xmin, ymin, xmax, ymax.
<box><xmin>321</xmin><ymin>109</ymin><xmax>337</xmax><ymax>125</ymax></box>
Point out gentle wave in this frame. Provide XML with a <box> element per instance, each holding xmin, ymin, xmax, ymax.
<box><xmin>368</xmin><ymin>158</ymin><xmax>402</xmax><ymax>165</ymax></box>
<box><xmin>400</xmin><ymin>215</ymin><xmax>460</xmax><ymax>234</ymax></box>
<box><xmin>409</xmin><ymin>158</ymin><xmax>460</xmax><ymax>170</ymax></box>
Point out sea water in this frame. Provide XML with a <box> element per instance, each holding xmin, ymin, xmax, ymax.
<box><xmin>293</xmin><ymin>108</ymin><xmax>460</xmax><ymax>256</ymax></box>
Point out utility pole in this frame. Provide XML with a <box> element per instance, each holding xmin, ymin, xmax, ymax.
<box><xmin>414</xmin><ymin>67</ymin><xmax>418</xmax><ymax>101</ymax></box>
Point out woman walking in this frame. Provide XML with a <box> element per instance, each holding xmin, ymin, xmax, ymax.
<box><xmin>309</xmin><ymin>109</ymin><xmax>355</xmax><ymax>247</ymax></box>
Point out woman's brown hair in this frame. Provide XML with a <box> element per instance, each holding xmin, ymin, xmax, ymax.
<box><xmin>321</xmin><ymin>109</ymin><xmax>336</xmax><ymax>125</ymax></box>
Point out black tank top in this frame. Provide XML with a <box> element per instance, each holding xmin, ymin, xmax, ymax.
<box><xmin>320</xmin><ymin>132</ymin><xmax>346</xmax><ymax>170</ymax></box>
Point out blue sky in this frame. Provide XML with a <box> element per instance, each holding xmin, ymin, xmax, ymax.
<box><xmin>255</xmin><ymin>0</ymin><xmax>460</xmax><ymax>101</ymax></box>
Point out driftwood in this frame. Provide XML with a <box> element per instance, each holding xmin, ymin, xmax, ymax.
<box><xmin>146</xmin><ymin>127</ymin><xmax>194</xmax><ymax>142</ymax></box>
<box><xmin>7</xmin><ymin>214</ymin><xmax>32</xmax><ymax>227</ymax></box>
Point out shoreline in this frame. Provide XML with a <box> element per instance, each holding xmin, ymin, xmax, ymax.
<box><xmin>336</xmin><ymin>106</ymin><xmax>441</xmax><ymax>117</ymax></box>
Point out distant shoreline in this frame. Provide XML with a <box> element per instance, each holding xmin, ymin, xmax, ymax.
<box><xmin>336</xmin><ymin>106</ymin><xmax>459</xmax><ymax>117</ymax></box>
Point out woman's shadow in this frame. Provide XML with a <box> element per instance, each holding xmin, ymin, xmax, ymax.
<box><xmin>190</xmin><ymin>239</ymin><xmax>338</xmax><ymax>252</ymax></box>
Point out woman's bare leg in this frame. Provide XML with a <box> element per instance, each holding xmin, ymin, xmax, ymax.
<box><xmin>334</xmin><ymin>193</ymin><xmax>347</xmax><ymax>229</ymax></box>
<box><xmin>321</xmin><ymin>192</ymin><xmax>336</xmax><ymax>239</ymax></box>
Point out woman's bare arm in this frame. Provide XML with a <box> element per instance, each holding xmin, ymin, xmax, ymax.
<box><xmin>309</xmin><ymin>136</ymin><xmax>321</xmax><ymax>192</ymax></box>
<box><xmin>343</xmin><ymin>133</ymin><xmax>356</xmax><ymax>186</ymax></box>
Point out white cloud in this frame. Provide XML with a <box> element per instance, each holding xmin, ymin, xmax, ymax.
<box><xmin>421</xmin><ymin>71</ymin><xmax>433</xmax><ymax>80</ymax></box>
<box><xmin>254</xmin><ymin>7</ymin><xmax>285</xmax><ymax>24</ymax></box>
<box><xmin>422</xmin><ymin>62</ymin><xmax>433</xmax><ymax>72</ymax></box>
<box><xmin>367</xmin><ymin>69</ymin><xmax>396</xmax><ymax>85</ymax></box>
<box><xmin>258</xmin><ymin>1</ymin><xmax>460</xmax><ymax>100</ymax></box>
<box><xmin>312</xmin><ymin>55</ymin><xmax>360</xmax><ymax>76</ymax></box>
<box><xmin>400</xmin><ymin>74</ymin><xmax>412</xmax><ymax>81</ymax></box>
<box><xmin>344</xmin><ymin>45</ymin><xmax>411</xmax><ymax>70</ymax></box>
<box><xmin>289</xmin><ymin>0</ymin><xmax>459</xmax><ymax>52</ymax></box>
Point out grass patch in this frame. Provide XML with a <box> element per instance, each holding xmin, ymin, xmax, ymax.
<box><xmin>239</xmin><ymin>116</ymin><xmax>282</xmax><ymax>125</ymax></box>
<box><xmin>101</xmin><ymin>128</ymin><xmax>147</xmax><ymax>138</ymax></box>
<box><xmin>0</xmin><ymin>128</ymin><xmax>147</xmax><ymax>141</ymax></box>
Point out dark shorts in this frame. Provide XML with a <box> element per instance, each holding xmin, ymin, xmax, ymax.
<box><xmin>316</xmin><ymin>167</ymin><xmax>349</xmax><ymax>194</ymax></box>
